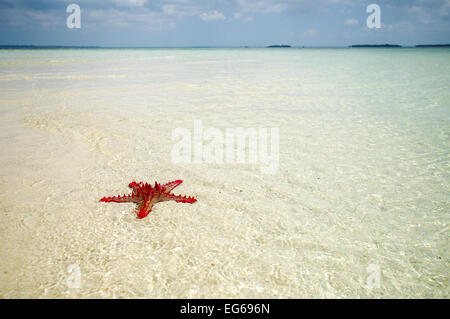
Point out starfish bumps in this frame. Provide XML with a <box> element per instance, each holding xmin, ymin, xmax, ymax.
<box><xmin>100</xmin><ymin>180</ymin><xmax>197</xmax><ymax>219</ymax></box>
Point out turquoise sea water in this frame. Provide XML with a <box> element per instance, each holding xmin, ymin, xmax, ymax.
<box><xmin>0</xmin><ymin>48</ymin><xmax>448</xmax><ymax>298</ymax></box>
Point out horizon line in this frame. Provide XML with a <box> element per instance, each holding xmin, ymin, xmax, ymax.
<box><xmin>0</xmin><ymin>43</ymin><xmax>449</xmax><ymax>49</ymax></box>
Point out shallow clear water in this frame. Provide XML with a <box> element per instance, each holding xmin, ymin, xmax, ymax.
<box><xmin>0</xmin><ymin>48</ymin><xmax>448</xmax><ymax>298</ymax></box>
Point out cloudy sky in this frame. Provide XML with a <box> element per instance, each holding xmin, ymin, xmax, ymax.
<box><xmin>0</xmin><ymin>0</ymin><xmax>449</xmax><ymax>47</ymax></box>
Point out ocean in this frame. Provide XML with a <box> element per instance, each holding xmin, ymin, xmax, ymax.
<box><xmin>0</xmin><ymin>48</ymin><xmax>448</xmax><ymax>298</ymax></box>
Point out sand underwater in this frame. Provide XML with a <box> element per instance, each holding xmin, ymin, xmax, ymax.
<box><xmin>0</xmin><ymin>48</ymin><xmax>448</xmax><ymax>298</ymax></box>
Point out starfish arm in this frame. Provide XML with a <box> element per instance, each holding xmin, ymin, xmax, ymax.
<box><xmin>128</xmin><ymin>181</ymin><xmax>144</xmax><ymax>195</ymax></box>
<box><xmin>161</xmin><ymin>193</ymin><xmax>197</xmax><ymax>204</ymax></box>
<box><xmin>100</xmin><ymin>193</ymin><xmax>140</xmax><ymax>203</ymax></box>
<box><xmin>135</xmin><ymin>195</ymin><xmax>154</xmax><ymax>219</ymax></box>
<box><xmin>161</xmin><ymin>180</ymin><xmax>183</xmax><ymax>192</ymax></box>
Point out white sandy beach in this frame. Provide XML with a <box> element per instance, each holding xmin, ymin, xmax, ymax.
<box><xmin>0</xmin><ymin>48</ymin><xmax>448</xmax><ymax>298</ymax></box>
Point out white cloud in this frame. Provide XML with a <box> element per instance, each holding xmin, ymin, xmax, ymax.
<box><xmin>234</xmin><ymin>12</ymin><xmax>254</xmax><ymax>22</ymax></box>
<box><xmin>200</xmin><ymin>10</ymin><xmax>225</xmax><ymax>21</ymax></box>
<box><xmin>0</xmin><ymin>7</ymin><xmax>62</xmax><ymax>28</ymax></box>
<box><xmin>344</xmin><ymin>18</ymin><xmax>358</xmax><ymax>25</ymax></box>
<box><xmin>265</xmin><ymin>3</ymin><xmax>287</xmax><ymax>13</ymax></box>
<box><xmin>441</xmin><ymin>1</ymin><xmax>450</xmax><ymax>16</ymax></box>
<box><xmin>162</xmin><ymin>3</ymin><xmax>199</xmax><ymax>17</ymax></box>
<box><xmin>237</xmin><ymin>0</ymin><xmax>287</xmax><ymax>14</ymax></box>
<box><xmin>163</xmin><ymin>4</ymin><xmax>177</xmax><ymax>15</ymax></box>
<box><xmin>87</xmin><ymin>8</ymin><xmax>176</xmax><ymax>30</ymax></box>
<box><xmin>113</xmin><ymin>0</ymin><xmax>147</xmax><ymax>7</ymax></box>
<box><xmin>407</xmin><ymin>5</ymin><xmax>433</xmax><ymax>24</ymax></box>
<box><xmin>303</xmin><ymin>28</ymin><xmax>317</xmax><ymax>37</ymax></box>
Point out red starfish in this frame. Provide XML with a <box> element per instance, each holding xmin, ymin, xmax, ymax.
<box><xmin>100</xmin><ymin>180</ymin><xmax>197</xmax><ymax>219</ymax></box>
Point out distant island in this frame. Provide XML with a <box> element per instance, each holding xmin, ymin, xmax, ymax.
<box><xmin>267</xmin><ymin>45</ymin><xmax>291</xmax><ymax>48</ymax></box>
<box><xmin>0</xmin><ymin>45</ymin><xmax>101</xmax><ymax>49</ymax></box>
<box><xmin>349</xmin><ymin>43</ymin><xmax>450</xmax><ymax>49</ymax></box>
<box><xmin>415</xmin><ymin>44</ymin><xmax>450</xmax><ymax>48</ymax></box>
<box><xmin>350</xmin><ymin>44</ymin><xmax>401</xmax><ymax>48</ymax></box>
